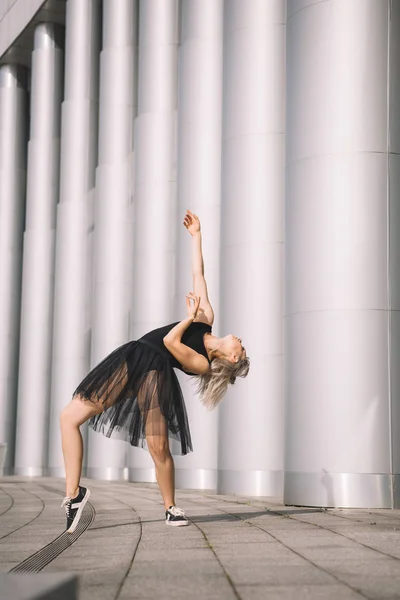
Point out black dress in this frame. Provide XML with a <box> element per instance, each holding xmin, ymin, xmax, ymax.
<box><xmin>73</xmin><ymin>321</ymin><xmax>212</xmax><ymax>455</ymax></box>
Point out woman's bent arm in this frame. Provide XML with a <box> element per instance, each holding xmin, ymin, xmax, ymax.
<box><xmin>163</xmin><ymin>316</ymin><xmax>195</xmax><ymax>345</ymax></box>
<box><xmin>163</xmin><ymin>316</ymin><xmax>210</xmax><ymax>375</ymax></box>
<box><xmin>163</xmin><ymin>340</ymin><xmax>210</xmax><ymax>375</ymax></box>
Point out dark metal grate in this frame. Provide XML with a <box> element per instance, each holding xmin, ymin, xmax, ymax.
<box><xmin>9</xmin><ymin>502</ymin><xmax>95</xmax><ymax>573</ymax></box>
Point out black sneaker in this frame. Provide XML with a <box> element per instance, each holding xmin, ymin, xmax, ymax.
<box><xmin>165</xmin><ymin>505</ymin><xmax>189</xmax><ymax>527</ymax></box>
<box><xmin>61</xmin><ymin>486</ymin><xmax>91</xmax><ymax>533</ymax></box>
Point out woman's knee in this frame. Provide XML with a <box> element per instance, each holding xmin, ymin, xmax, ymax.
<box><xmin>60</xmin><ymin>395</ymin><xmax>102</xmax><ymax>428</ymax></box>
<box><xmin>147</xmin><ymin>436</ymin><xmax>171</xmax><ymax>463</ymax></box>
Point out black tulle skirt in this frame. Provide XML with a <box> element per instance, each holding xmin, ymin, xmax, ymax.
<box><xmin>73</xmin><ymin>339</ymin><xmax>193</xmax><ymax>455</ymax></box>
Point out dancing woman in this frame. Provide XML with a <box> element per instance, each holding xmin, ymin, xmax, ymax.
<box><xmin>60</xmin><ymin>210</ymin><xmax>250</xmax><ymax>531</ymax></box>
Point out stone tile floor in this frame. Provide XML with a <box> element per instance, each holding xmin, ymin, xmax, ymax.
<box><xmin>1</xmin><ymin>477</ymin><xmax>400</xmax><ymax>599</ymax></box>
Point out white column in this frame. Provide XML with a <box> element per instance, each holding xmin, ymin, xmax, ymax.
<box><xmin>128</xmin><ymin>0</ymin><xmax>179</xmax><ymax>480</ymax></box>
<box><xmin>174</xmin><ymin>0</ymin><xmax>223</xmax><ymax>489</ymax></box>
<box><xmin>218</xmin><ymin>0</ymin><xmax>286</xmax><ymax>496</ymax></box>
<box><xmin>0</xmin><ymin>65</ymin><xmax>28</xmax><ymax>474</ymax></box>
<box><xmin>86</xmin><ymin>0</ymin><xmax>138</xmax><ymax>480</ymax></box>
<box><xmin>390</xmin><ymin>0</ymin><xmax>400</xmax><ymax>510</ymax></box>
<box><xmin>15</xmin><ymin>23</ymin><xmax>64</xmax><ymax>477</ymax></box>
<box><xmin>48</xmin><ymin>0</ymin><xmax>101</xmax><ymax>476</ymax></box>
<box><xmin>285</xmin><ymin>0</ymin><xmax>397</xmax><ymax>508</ymax></box>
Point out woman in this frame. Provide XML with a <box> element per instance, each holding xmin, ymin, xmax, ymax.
<box><xmin>60</xmin><ymin>210</ymin><xmax>250</xmax><ymax>531</ymax></box>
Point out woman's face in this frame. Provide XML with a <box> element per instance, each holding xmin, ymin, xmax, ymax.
<box><xmin>224</xmin><ymin>334</ymin><xmax>246</xmax><ymax>361</ymax></box>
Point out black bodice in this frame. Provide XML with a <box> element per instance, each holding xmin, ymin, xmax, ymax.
<box><xmin>139</xmin><ymin>320</ymin><xmax>212</xmax><ymax>373</ymax></box>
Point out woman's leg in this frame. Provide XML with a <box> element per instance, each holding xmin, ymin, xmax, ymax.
<box><xmin>139</xmin><ymin>371</ymin><xmax>176</xmax><ymax>509</ymax></box>
<box><xmin>147</xmin><ymin>428</ymin><xmax>176</xmax><ymax>510</ymax></box>
<box><xmin>60</xmin><ymin>395</ymin><xmax>102</xmax><ymax>498</ymax></box>
<box><xmin>60</xmin><ymin>363</ymin><xmax>128</xmax><ymax>498</ymax></box>
<box><xmin>146</xmin><ymin>417</ymin><xmax>189</xmax><ymax>525</ymax></box>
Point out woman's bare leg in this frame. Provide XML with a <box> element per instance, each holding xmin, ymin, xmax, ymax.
<box><xmin>60</xmin><ymin>396</ymin><xmax>102</xmax><ymax>498</ymax></box>
<box><xmin>138</xmin><ymin>370</ymin><xmax>179</xmax><ymax>511</ymax></box>
<box><xmin>147</xmin><ymin>435</ymin><xmax>176</xmax><ymax>509</ymax></box>
<box><xmin>60</xmin><ymin>365</ymin><xmax>128</xmax><ymax>498</ymax></box>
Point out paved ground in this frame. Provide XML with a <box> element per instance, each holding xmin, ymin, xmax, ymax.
<box><xmin>1</xmin><ymin>477</ymin><xmax>400</xmax><ymax>599</ymax></box>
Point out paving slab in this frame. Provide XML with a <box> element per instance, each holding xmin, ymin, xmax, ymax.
<box><xmin>236</xmin><ymin>583</ymin><xmax>365</xmax><ymax>600</ymax></box>
<box><xmin>1</xmin><ymin>477</ymin><xmax>400</xmax><ymax>600</ymax></box>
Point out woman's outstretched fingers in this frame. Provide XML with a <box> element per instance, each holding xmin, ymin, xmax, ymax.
<box><xmin>183</xmin><ymin>210</ymin><xmax>201</xmax><ymax>235</ymax></box>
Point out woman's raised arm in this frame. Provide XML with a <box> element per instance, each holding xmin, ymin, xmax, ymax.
<box><xmin>183</xmin><ymin>210</ymin><xmax>214</xmax><ymax>325</ymax></box>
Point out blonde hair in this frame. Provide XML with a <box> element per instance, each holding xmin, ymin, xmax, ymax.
<box><xmin>189</xmin><ymin>354</ymin><xmax>250</xmax><ymax>410</ymax></box>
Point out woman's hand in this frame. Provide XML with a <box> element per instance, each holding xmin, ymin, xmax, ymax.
<box><xmin>186</xmin><ymin>292</ymin><xmax>201</xmax><ymax>319</ymax></box>
<box><xmin>183</xmin><ymin>210</ymin><xmax>201</xmax><ymax>236</ymax></box>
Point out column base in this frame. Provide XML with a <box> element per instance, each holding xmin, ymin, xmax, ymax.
<box><xmin>218</xmin><ymin>469</ymin><xmax>283</xmax><ymax>497</ymax></box>
<box><xmin>284</xmin><ymin>471</ymin><xmax>397</xmax><ymax>508</ymax></box>
<box><xmin>85</xmin><ymin>466</ymin><xmax>129</xmax><ymax>481</ymax></box>
<box><xmin>13</xmin><ymin>467</ymin><xmax>45</xmax><ymax>477</ymax></box>
<box><xmin>127</xmin><ymin>468</ymin><xmax>217</xmax><ymax>489</ymax></box>
<box><xmin>175</xmin><ymin>469</ymin><xmax>217</xmax><ymax>491</ymax></box>
<box><xmin>128</xmin><ymin>468</ymin><xmax>156</xmax><ymax>483</ymax></box>
<box><xmin>46</xmin><ymin>467</ymin><xmax>66</xmax><ymax>478</ymax></box>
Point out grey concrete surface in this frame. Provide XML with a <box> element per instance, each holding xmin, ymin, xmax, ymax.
<box><xmin>0</xmin><ymin>573</ymin><xmax>77</xmax><ymax>600</ymax></box>
<box><xmin>0</xmin><ymin>477</ymin><xmax>400</xmax><ymax>599</ymax></box>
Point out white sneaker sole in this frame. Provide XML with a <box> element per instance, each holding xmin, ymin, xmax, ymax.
<box><xmin>66</xmin><ymin>488</ymin><xmax>91</xmax><ymax>534</ymax></box>
<box><xmin>165</xmin><ymin>519</ymin><xmax>189</xmax><ymax>527</ymax></box>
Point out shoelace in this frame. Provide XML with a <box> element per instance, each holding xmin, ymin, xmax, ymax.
<box><xmin>61</xmin><ymin>496</ymin><xmax>72</xmax><ymax>516</ymax></box>
<box><xmin>168</xmin><ymin>506</ymin><xmax>186</xmax><ymax>517</ymax></box>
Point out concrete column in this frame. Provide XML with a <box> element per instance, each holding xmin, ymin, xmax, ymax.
<box><xmin>390</xmin><ymin>0</ymin><xmax>400</xmax><ymax>510</ymax></box>
<box><xmin>128</xmin><ymin>0</ymin><xmax>179</xmax><ymax>479</ymax></box>
<box><xmin>173</xmin><ymin>0</ymin><xmax>223</xmax><ymax>490</ymax></box>
<box><xmin>285</xmin><ymin>0</ymin><xmax>399</xmax><ymax>508</ymax></box>
<box><xmin>0</xmin><ymin>65</ymin><xmax>28</xmax><ymax>473</ymax></box>
<box><xmin>86</xmin><ymin>0</ymin><xmax>138</xmax><ymax>480</ymax></box>
<box><xmin>47</xmin><ymin>0</ymin><xmax>101</xmax><ymax>476</ymax></box>
<box><xmin>14</xmin><ymin>23</ymin><xmax>64</xmax><ymax>477</ymax></box>
<box><xmin>218</xmin><ymin>0</ymin><xmax>286</xmax><ymax>496</ymax></box>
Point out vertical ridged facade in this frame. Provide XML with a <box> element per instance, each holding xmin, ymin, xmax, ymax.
<box><xmin>128</xmin><ymin>0</ymin><xmax>179</xmax><ymax>481</ymax></box>
<box><xmin>218</xmin><ymin>0</ymin><xmax>286</xmax><ymax>496</ymax></box>
<box><xmin>1</xmin><ymin>0</ymin><xmax>400</xmax><ymax>507</ymax></box>
<box><xmin>47</xmin><ymin>0</ymin><xmax>101</xmax><ymax>476</ymax></box>
<box><xmin>0</xmin><ymin>64</ymin><xmax>28</xmax><ymax>473</ymax></box>
<box><xmin>284</xmin><ymin>0</ymin><xmax>400</xmax><ymax>508</ymax></box>
<box><xmin>15</xmin><ymin>22</ymin><xmax>63</xmax><ymax>477</ymax></box>
<box><xmin>174</xmin><ymin>0</ymin><xmax>223</xmax><ymax>490</ymax></box>
<box><xmin>86</xmin><ymin>0</ymin><xmax>138</xmax><ymax>481</ymax></box>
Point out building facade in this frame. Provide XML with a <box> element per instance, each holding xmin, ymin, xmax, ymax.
<box><xmin>0</xmin><ymin>0</ymin><xmax>399</xmax><ymax>508</ymax></box>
